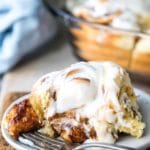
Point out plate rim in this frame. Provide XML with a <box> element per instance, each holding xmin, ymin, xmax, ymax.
<box><xmin>1</xmin><ymin>89</ymin><xmax>150</xmax><ymax>150</ymax></box>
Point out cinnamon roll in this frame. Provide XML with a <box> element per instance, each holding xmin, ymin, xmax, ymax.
<box><xmin>5</xmin><ymin>62</ymin><xmax>145</xmax><ymax>143</ymax></box>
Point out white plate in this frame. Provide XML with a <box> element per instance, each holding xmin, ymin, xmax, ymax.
<box><xmin>1</xmin><ymin>89</ymin><xmax>150</xmax><ymax>150</ymax></box>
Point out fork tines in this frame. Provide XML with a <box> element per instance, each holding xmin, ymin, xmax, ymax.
<box><xmin>19</xmin><ymin>131</ymin><xmax>136</xmax><ymax>150</ymax></box>
<box><xmin>19</xmin><ymin>131</ymin><xmax>65</xmax><ymax>150</ymax></box>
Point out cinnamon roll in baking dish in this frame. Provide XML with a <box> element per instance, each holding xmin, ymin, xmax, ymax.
<box><xmin>4</xmin><ymin>62</ymin><xmax>145</xmax><ymax>143</ymax></box>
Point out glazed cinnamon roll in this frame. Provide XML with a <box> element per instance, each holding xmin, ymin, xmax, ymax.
<box><xmin>5</xmin><ymin>62</ymin><xmax>145</xmax><ymax>143</ymax></box>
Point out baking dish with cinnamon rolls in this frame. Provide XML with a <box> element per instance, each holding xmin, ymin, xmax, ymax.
<box><xmin>66</xmin><ymin>0</ymin><xmax>150</xmax><ymax>75</ymax></box>
<box><xmin>45</xmin><ymin>0</ymin><xmax>150</xmax><ymax>77</ymax></box>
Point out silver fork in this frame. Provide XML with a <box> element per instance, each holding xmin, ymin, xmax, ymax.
<box><xmin>19</xmin><ymin>131</ymin><xmax>136</xmax><ymax>150</ymax></box>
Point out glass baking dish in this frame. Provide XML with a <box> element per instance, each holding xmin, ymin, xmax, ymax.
<box><xmin>44</xmin><ymin>0</ymin><xmax>150</xmax><ymax>83</ymax></box>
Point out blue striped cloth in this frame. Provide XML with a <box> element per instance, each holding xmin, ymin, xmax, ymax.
<box><xmin>0</xmin><ymin>0</ymin><xmax>57</xmax><ymax>74</ymax></box>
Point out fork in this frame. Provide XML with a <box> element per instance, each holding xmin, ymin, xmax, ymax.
<box><xmin>18</xmin><ymin>131</ymin><xmax>136</xmax><ymax>150</ymax></box>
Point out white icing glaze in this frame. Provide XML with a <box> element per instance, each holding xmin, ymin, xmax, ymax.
<box><xmin>67</xmin><ymin>0</ymin><xmax>150</xmax><ymax>31</ymax></box>
<box><xmin>111</xmin><ymin>11</ymin><xmax>140</xmax><ymax>31</ymax></box>
<box><xmin>32</xmin><ymin>61</ymin><xmax>140</xmax><ymax>143</ymax></box>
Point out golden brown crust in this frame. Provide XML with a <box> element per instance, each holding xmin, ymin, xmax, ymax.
<box><xmin>29</xmin><ymin>94</ymin><xmax>45</xmax><ymax>121</ymax></box>
<box><xmin>48</xmin><ymin>111</ymin><xmax>87</xmax><ymax>143</ymax></box>
<box><xmin>5</xmin><ymin>99</ymin><xmax>41</xmax><ymax>138</ymax></box>
<box><xmin>52</xmin><ymin>119</ymin><xmax>87</xmax><ymax>143</ymax></box>
<box><xmin>49</xmin><ymin>111</ymin><xmax>76</xmax><ymax>121</ymax></box>
<box><xmin>131</xmin><ymin>53</ymin><xmax>150</xmax><ymax>74</ymax></box>
<box><xmin>65</xmin><ymin>126</ymin><xmax>87</xmax><ymax>143</ymax></box>
<box><xmin>70</xmin><ymin>23</ymin><xmax>136</xmax><ymax>68</ymax></box>
<box><xmin>1</xmin><ymin>92</ymin><xmax>29</xmax><ymax>118</ymax></box>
